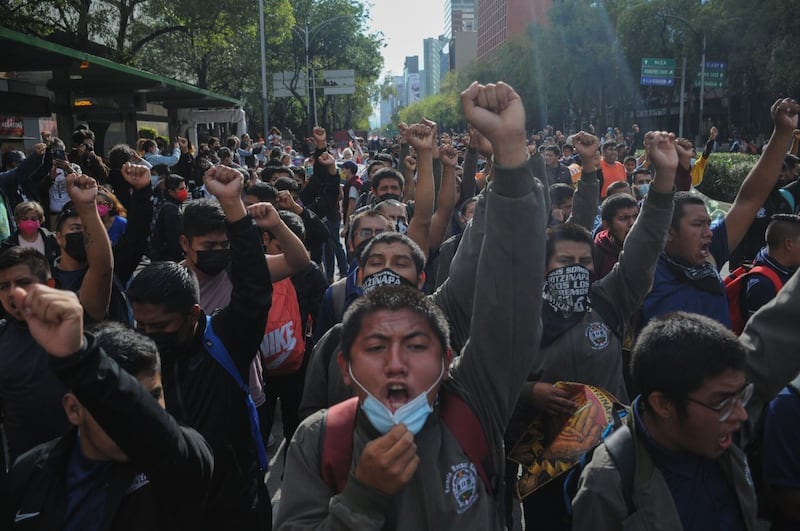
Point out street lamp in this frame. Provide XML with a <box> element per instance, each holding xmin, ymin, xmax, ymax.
<box><xmin>662</xmin><ymin>14</ymin><xmax>705</xmax><ymax>142</ymax></box>
<box><xmin>292</xmin><ymin>15</ymin><xmax>356</xmax><ymax>133</ymax></box>
<box><xmin>258</xmin><ymin>0</ymin><xmax>269</xmax><ymax>139</ymax></box>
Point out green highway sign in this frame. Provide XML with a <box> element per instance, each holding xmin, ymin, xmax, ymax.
<box><xmin>642</xmin><ymin>58</ymin><xmax>676</xmax><ymax>67</ymax></box>
<box><xmin>642</xmin><ymin>67</ymin><xmax>675</xmax><ymax>76</ymax></box>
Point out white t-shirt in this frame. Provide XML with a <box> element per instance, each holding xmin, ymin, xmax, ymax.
<box><xmin>17</xmin><ymin>232</ymin><xmax>45</xmax><ymax>255</ymax></box>
<box><xmin>49</xmin><ymin>169</ymin><xmax>69</xmax><ymax>212</ymax></box>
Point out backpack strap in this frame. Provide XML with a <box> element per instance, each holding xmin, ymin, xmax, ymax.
<box><xmin>320</xmin><ymin>392</ymin><xmax>495</xmax><ymax>495</ymax></box>
<box><xmin>603</xmin><ymin>424</ymin><xmax>635</xmax><ymax>515</ymax></box>
<box><xmin>203</xmin><ymin>315</ymin><xmax>269</xmax><ymax>471</ymax></box>
<box><xmin>440</xmin><ymin>391</ymin><xmax>495</xmax><ymax>495</ymax></box>
<box><xmin>331</xmin><ymin>278</ymin><xmax>347</xmax><ymax>323</ymax></box>
<box><xmin>321</xmin><ymin>397</ymin><xmax>359</xmax><ymax>493</ymax></box>
<box><xmin>778</xmin><ymin>188</ymin><xmax>796</xmax><ymax>214</ymax></box>
<box><xmin>747</xmin><ymin>265</ymin><xmax>784</xmax><ymax>293</ymax></box>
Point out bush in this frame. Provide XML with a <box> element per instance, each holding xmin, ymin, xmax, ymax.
<box><xmin>138</xmin><ymin>127</ymin><xmax>157</xmax><ymax>140</ymax></box>
<box><xmin>695</xmin><ymin>153</ymin><xmax>759</xmax><ymax>203</ymax></box>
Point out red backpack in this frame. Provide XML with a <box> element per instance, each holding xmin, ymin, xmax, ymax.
<box><xmin>259</xmin><ymin>277</ymin><xmax>305</xmax><ymax>375</ymax></box>
<box><xmin>724</xmin><ymin>264</ymin><xmax>783</xmax><ymax>335</ymax></box>
<box><xmin>320</xmin><ymin>392</ymin><xmax>495</xmax><ymax>495</ymax></box>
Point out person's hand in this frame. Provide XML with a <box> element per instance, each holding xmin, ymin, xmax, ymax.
<box><xmin>178</xmin><ymin>137</ymin><xmax>188</xmax><ymax>152</ymax></box>
<box><xmin>204</xmin><ymin>165</ymin><xmax>243</xmax><ymax>200</ymax></box>
<box><xmin>121</xmin><ymin>162</ymin><xmax>152</xmax><ymax>190</ymax></box>
<box><xmin>709</xmin><ymin>126</ymin><xmax>718</xmax><ymax>142</ymax></box>
<box><xmin>317</xmin><ymin>151</ymin><xmax>336</xmax><ymax>167</ymax></box>
<box><xmin>771</xmin><ymin>98</ymin><xmax>800</xmax><ymax>133</ymax></box>
<box><xmin>403</xmin><ymin>155</ymin><xmax>417</xmax><ymax>174</ymax></box>
<box><xmin>354</xmin><ymin>423</ymin><xmax>419</xmax><ymax>495</ymax></box>
<box><xmin>34</xmin><ymin>143</ymin><xmax>47</xmax><ymax>156</ymax></box>
<box><xmin>400</xmin><ymin>123</ymin><xmax>435</xmax><ymax>153</ymax></box>
<box><xmin>460</xmin><ymin>81</ymin><xmax>526</xmax><ymax>166</ymax></box>
<box><xmin>645</xmin><ymin>131</ymin><xmax>679</xmax><ymax>180</ymax></box>
<box><xmin>532</xmin><ymin>382</ymin><xmax>577</xmax><ymax>416</ymax></box>
<box><xmin>66</xmin><ymin>173</ymin><xmax>98</xmax><ymax>205</ymax></box>
<box><xmin>572</xmin><ymin>132</ymin><xmax>599</xmax><ymax>172</ymax></box>
<box><xmin>632</xmin><ymin>124</ymin><xmax>640</xmax><ymax>133</ymax></box>
<box><xmin>11</xmin><ymin>285</ymin><xmax>83</xmax><ymax>357</ymax></box>
<box><xmin>248</xmin><ymin>201</ymin><xmax>281</xmax><ymax>230</ymax></box>
<box><xmin>420</xmin><ymin>118</ymin><xmax>439</xmax><ymax>157</ymax></box>
<box><xmin>793</xmin><ymin>129</ymin><xmax>800</xmax><ymax>142</ymax></box>
<box><xmin>313</xmin><ymin>126</ymin><xmax>327</xmax><ymax>149</ymax></box>
<box><xmin>467</xmin><ymin>125</ymin><xmax>493</xmax><ymax>157</ymax></box>
<box><xmin>674</xmin><ymin>137</ymin><xmax>694</xmax><ymax>167</ymax></box>
<box><xmin>275</xmin><ymin>190</ymin><xmax>301</xmax><ymax>213</ymax></box>
<box><xmin>439</xmin><ymin>144</ymin><xmax>458</xmax><ymax>168</ymax></box>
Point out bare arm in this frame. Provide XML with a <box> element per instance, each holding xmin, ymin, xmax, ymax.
<box><xmin>403</xmin><ymin>123</ymin><xmax>436</xmax><ymax>258</ymax></box>
<box><xmin>429</xmin><ymin>143</ymin><xmax>459</xmax><ymax>251</ymax></box>
<box><xmin>68</xmin><ymin>174</ymin><xmax>113</xmax><ymax>323</ymax></box>
<box><xmin>725</xmin><ymin>98</ymin><xmax>799</xmax><ymax>251</ymax></box>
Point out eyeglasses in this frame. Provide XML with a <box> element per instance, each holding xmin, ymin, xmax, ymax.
<box><xmin>357</xmin><ymin>228</ymin><xmax>386</xmax><ymax>239</ymax></box>
<box><xmin>686</xmin><ymin>382</ymin><xmax>754</xmax><ymax>422</ymax></box>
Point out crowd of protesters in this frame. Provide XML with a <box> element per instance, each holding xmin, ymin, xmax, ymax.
<box><xmin>0</xmin><ymin>80</ymin><xmax>800</xmax><ymax>531</ymax></box>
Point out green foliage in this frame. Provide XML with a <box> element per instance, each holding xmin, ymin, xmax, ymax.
<box><xmin>138</xmin><ymin>127</ymin><xmax>157</xmax><ymax>139</ymax></box>
<box><xmin>695</xmin><ymin>153</ymin><xmax>758</xmax><ymax>203</ymax></box>
<box><xmin>2</xmin><ymin>0</ymin><xmax>383</xmax><ymax>138</ymax></box>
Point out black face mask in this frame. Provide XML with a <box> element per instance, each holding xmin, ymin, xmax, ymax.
<box><xmin>195</xmin><ymin>249</ymin><xmax>230</xmax><ymax>276</ymax></box>
<box><xmin>64</xmin><ymin>232</ymin><xmax>87</xmax><ymax>262</ymax></box>
<box><xmin>361</xmin><ymin>268</ymin><xmax>417</xmax><ymax>294</ymax></box>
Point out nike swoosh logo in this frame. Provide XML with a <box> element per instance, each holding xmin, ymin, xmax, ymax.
<box><xmin>14</xmin><ymin>511</ymin><xmax>40</xmax><ymax>522</ymax></box>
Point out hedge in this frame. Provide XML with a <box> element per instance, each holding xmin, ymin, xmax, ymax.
<box><xmin>695</xmin><ymin>153</ymin><xmax>759</xmax><ymax>204</ymax></box>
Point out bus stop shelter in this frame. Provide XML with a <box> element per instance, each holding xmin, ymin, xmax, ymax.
<box><xmin>0</xmin><ymin>27</ymin><xmax>243</xmax><ymax>153</ymax></box>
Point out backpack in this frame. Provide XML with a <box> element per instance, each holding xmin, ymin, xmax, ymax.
<box><xmin>259</xmin><ymin>277</ymin><xmax>305</xmax><ymax>376</ymax></box>
<box><xmin>320</xmin><ymin>391</ymin><xmax>496</xmax><ymax>495</ymax></box>
<box><xmin>724</xmin><ymin>264</ymin><xmax>784</xmax><ymax>335</ymax></box>
<box><xmin>202</xmin><ymin>315</ymin><xmax>268</xmax><ymax>471</ymax></box>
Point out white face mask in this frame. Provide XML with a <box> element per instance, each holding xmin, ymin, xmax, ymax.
<box><xmin>348</xmin><ymin>361</ymin><xmax>444</xmax><ymax>435</ymax></box>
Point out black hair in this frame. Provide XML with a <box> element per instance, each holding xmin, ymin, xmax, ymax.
<box><xmin>340</xmin><ymin>286</ymin><xmax>450</xmax><ymax>360</ymax></box>
<box><xmin>181</xmin><ymin>199</ymin><xmax>226</xmax><ymax>240</ymax></box>
<box><xmin>127</xmin><ymin>261</ymin><xmax>199</xmax><ymax>314</ymax></box>
<box><xmin>546</xmin><ymin>222</ymin><xmax>594</xmax><ymax>262</ymax></box>
<box><xmin>165</xmin><ymin>174</ymin><xmax>184</xmax><ymax>192</ymax></box>
<box><xmin>549</xmin><ymin>183</ymin><xmax>574</xmax><ymax>207</ymax></box>
<box><xmin>374</xmin><ymin>199</ymin><xmax>407</xmax><ymax>216</ymax></box>
<box><xmin>671</xmin><ymin>192</ymin><xmax>707</xmax><ymax>231</ymax></box>
<box><xmin>265</xmin><ymin>210</ymin><xmax>305</xmax><ymax>242</ymax></box>
<box><xmin>367</xmin><ymin>160</ymin><xmax>385</xmax><ymax>177</ymax></box>
<box><xmin>72</xmin><ymin>128</ymin><xmax>95</xmax><ymax>145</ymax></box>
<box><xmin>141</xmin><ymin>139</ymin><xmax>157</xmax><ymax>152</ymax></box>
<box><xmin>359</xmin><ymin>232</ymin><xmax>426</xmax><ymax>275</ymax></box>
<box><xmin>55</xmin><ymin>203</ymin><xmax>79</xmax><ymax>232</ymax></box>
<box><xmin>217</xmin><ymin>147</ymin><xmax>231</xmax><ymax>160</ymax></box>
<box><xmin>107</xmin><ymin>144</ymin><xmax>134</xmax><ymax>171</ymax></box>
<box><xmin>371</xmin><ymin>168</ymin><xmax>405</xmax><ymax>191</ymax></box>
<box><xmin>601</xmin><ymin>141</ymin><xmax>617</xmax><ymax>152</ymax></box>
<box><xmin>90</xmin><ymin>321</ymin><xmax>161</xmax><ymax>376</ymax></box>
<box><xmin>623</xmin><ymin>155</ymin><xmax>638</xmax><ymax>166</ymax></box>
<box><xmin>606</xmin><ymin>180</ymin><xmax>631</xmax><ymax>196</ymax></box>
<box><xmin>544</xmin><ymin>145</ymin><xmax>561</xmax><ymax>156</ymax></box>
<box><xmin>632</xmin><ymin>311</ymin><xmax>746</xmax><ymax>418</ymax></box>
<box><xmin>374</xmin><ymin>153</ymin><xmax>394</xmax><ymax>165</ymax></box>
<box><xmin>459</xmin><ymin>196</ymin><xmax>478</xmax><ymax>216</ymax></box>
<box><xmin>766</xmin><ymin>214</ymin><xmax>800</xmax><ymax>248</ymax></box>
<box><xmin>0</xmin><ymin>246</ymin><xmax>51</xmax><ymax>282</ymax></box>
<box><xmin>246</xmin><ymin>182</ymin><xmax>278</xmax><ymax>202</ymax></box>
<box><xmin>601</xmin><ymin>193</ymin><xmax>639</xmax><ymax>223</ymax></box>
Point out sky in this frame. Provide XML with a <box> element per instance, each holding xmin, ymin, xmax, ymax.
<box><xmin>367</xmin><ymin>0</ymin><xmax>447</xmax><ymax>78</ymax></box>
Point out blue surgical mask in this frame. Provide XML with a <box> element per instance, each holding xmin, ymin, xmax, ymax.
<box><xmin>690</xmin><ymin>157</ymin><xmax>696</xmax><ymax>167</ymax></box>
<box><xmin>150</xmin><ymin>174</ymin><xmax>160</xmax><ymax>188</ymax></box>
<box><xmin>636</xmin><ymin>183</ymin><xmax>650</xmax><ymax>198</ymax></box>
<box><xmin>348</xmin><ymin>362</ymin><xmax>444</xmax><ymax>435</ymax></box>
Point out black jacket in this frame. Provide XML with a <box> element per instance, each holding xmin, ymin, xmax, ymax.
<box><xmin>1</xmin><ymin>335</ymin><xmax>213</xmax><ymax>531</ymax></box>
<box><xmin>299</xmin><ymin>147</ymin><xmax>340</xmax><ymax>221</ymax></box>
<box><xmin>160</xmin><ymin>214</ymin><xmax>272</xmax><ymax>529</ymax></box>
<box><xmin>0</xmin><ymin>228</ymin><xmax>61</xmax><ymax>266</ymax></box>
